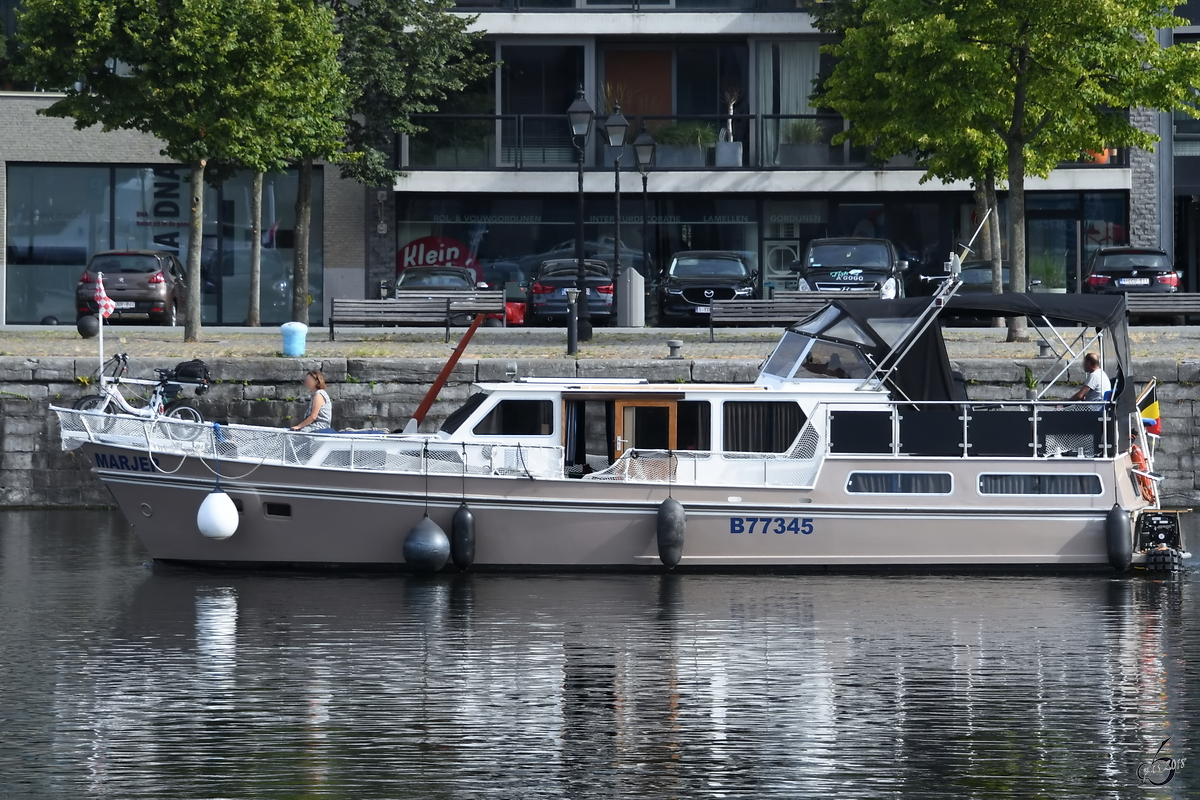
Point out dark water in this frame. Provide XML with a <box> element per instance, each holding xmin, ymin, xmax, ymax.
<box><xmin>0</xmin><ymin>510</ymin><xmax>1195</xmax><ymax>799</ymax></box>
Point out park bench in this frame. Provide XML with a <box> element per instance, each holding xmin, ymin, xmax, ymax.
<box><xmin>1125</xmin><ymin>292</ymin><xmax>1200</xmax><ymax>322</ymax></box>
<box><xmin>708</xmin><ymin>296</ymin><xmax>834</xmax><ymax>342</ymax></box>
<box><xmin>330</xmin><ymin>291</ymin><xmax>506</xmax><ymax>342</ymax></box>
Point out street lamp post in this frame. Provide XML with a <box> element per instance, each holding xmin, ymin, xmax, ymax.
<box><xmin>567</xmin><ymin>88</ymin><xmax>595</xmax><ymax>342</ymax></box>
<box><xmin>603</xmin><ymin>103</ymin><xmax>629</xmax><ymax>326</ymax></box>
<box><xmin>634</xmin><ymin>126</ymin><xmax>656</xmax><ymax>327</ymax></box>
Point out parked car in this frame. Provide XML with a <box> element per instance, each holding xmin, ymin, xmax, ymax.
<box><xmin>658</xmin><ymin>251</ymin><xmax>757</xmax><ymax>322</ymax></box>
<box><xmin>77</xmin><ymin>250</ymin><xmax>187</xmax><ymax>326</ymax></box>
<box><xmin>526</xmin><ymin>259</ymin><xmax>614</xmax><ymax>326</ymax></box>
<box><xmin>396</xmin><ymin>266</ymin><xmax>481</xmax><ymax>290</ymax></box>
<box><xmin>792</xmin><ymin>238</ymin><xmax>907</xmax><ymax>299</ymax></box>
<box><xmin>1081</xmin><ymin>247</ymin><xmax>1179</xmax><ymax>294</ymax></box>
<box><xmin>396</xmin><ymin>265</ymin><xmax>512</xmax><ymax>326</ymax></box>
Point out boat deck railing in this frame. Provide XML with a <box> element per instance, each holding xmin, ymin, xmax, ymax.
<box><xmin>824</xmin><ymin>400</ymin><xmax>1123</xmax><ymax>459</ymax></box>
<box><xmin>584</xmin><ymin>424</ymin><xmax>824</xmax><ymax>488</ymax></box>
<box><xmin>53</xmin><ymin>408</ymin><xmax>566</xmax><ymax>480</ymax></box>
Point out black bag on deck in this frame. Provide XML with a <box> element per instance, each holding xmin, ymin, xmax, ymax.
<box><xmin>173</xmin><ymin>359</ymin><xmax>211</xmax><ymax>384</ymax></box>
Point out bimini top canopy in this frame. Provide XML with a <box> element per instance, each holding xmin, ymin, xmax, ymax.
<box><xmin>775</xmin><ymin>294</ymin><xmax>1134</xmax><ymax>415</ymax></box>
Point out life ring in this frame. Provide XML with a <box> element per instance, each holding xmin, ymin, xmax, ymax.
<box><xmin>1131</xmin><ymin>444</ymin><xmax>1155</xmax><ymax>502</ymax></box>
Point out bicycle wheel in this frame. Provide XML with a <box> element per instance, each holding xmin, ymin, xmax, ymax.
<box><xmin>72</xmin><ymin>395</ymin><xmax>117</xmax><ymax>432</ymax></box>
<box><xmin>164</xmin><ymin>402</ymin><xmax>205</xmax><ymax>441</ymax></box>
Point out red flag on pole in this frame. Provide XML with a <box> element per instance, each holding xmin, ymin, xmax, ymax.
<box><xmin>94</xmin><ymin>272</ymin><xmax>116</xmax><ymax>318</ymax></box>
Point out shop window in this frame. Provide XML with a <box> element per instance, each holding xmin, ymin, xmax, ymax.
<box><xmin>978</xmin><ymin>474</ymin><xmax>1102</xmax><ymax>496</ymax></box>
<box><xmin>847</xmin><ymin>473</ymin><xmax>952</xmax><ymax>494</ymax></box>
<box><xmin>723</xmin><ymin>401</ymin><xmax>805</xmax><ymax>453</ymax></box>
<box><xmin>474</xmin><ymin>399</ymin><xmax>555</xmax><ymax>436</ymax></box>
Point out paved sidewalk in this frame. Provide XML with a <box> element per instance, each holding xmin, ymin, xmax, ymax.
<box><xmin>2</xmin><ymin>323</ymin><xmax>1199</xmax><ymax>361</ymax></box>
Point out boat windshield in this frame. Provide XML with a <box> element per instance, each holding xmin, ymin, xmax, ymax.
<box><xmin>761</xmin><ymin>331</ymin><xmax>872</xmax><ymax>380</ymax></box>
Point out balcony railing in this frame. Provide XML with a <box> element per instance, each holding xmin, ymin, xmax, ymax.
<box><xmin>401</xmin><ymin>114</ymin><xmax>1131</xmax><ymax>172</ymax></box>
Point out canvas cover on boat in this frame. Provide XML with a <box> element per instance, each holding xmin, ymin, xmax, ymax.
<box><xmin>791</xmin><ymin>295</ymin><xmax>1135</xmax><ymax>415</ymax></box>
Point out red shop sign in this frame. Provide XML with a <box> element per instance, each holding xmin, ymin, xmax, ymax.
<box><xmin>398</xmin><ymin>236</ymin><xmax>477</xmax><ymax>273</ymax></box>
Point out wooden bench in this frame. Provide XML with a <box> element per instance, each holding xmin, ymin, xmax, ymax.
<box><xmin>708</xmin><ymin>297</ymin><xmax>833</xmax><ymax>341</ymax></box>
<box><xmin>1125</xmin><ymin>293</ymin><xmax>1200</xmax><ymax>321</ymax></box>
<box><xmin>330</xmin><ymin>291</ymin><xmax>506</xmax><ymax>342</ymax></box>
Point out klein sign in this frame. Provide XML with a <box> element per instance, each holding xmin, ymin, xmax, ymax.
<box><xmin>399</xmin><ymin>236</ymin><xmax>476</xmax><ymax>273</ymax></box>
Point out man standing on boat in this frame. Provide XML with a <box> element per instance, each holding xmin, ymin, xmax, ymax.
<box><xmin>1070</xmin><ymin>353</ymin><xmax>1111</xmax><ymax>405</ymax></box>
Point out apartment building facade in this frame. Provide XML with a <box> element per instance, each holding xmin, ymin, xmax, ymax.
<box><xmin>0</xmin><ymin>1</ymin><xmax>1190</xmax><ymax>326</ymax></box>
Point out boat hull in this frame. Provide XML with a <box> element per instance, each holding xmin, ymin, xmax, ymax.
<box><xmin>87</xmin><ymin>443</ymin><xmax>1124</xmax><ymax>570</ymax></box>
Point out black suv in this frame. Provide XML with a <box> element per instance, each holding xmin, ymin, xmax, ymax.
<box><xmin>792</xmin><ymin>238</ymin><xmax>907</xmax><ymax>299</ymax></box>
<box><xmin>1082</xmin><ymin>247</ymin><xmax>1179</xmax><ymax>294</ymax></box>
<box><xmin>659</xmin><ymin>251</ymin><xmax>757</xmax><ymax>322</ymax></box>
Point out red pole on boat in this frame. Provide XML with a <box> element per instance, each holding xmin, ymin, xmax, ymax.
<box><xmin>405</xmin><ymin>313</ymin><xmax>485</xmax><ymax>433</ymax></box>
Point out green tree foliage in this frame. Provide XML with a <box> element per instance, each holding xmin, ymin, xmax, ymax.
<box><xmin>16</xmin><ymin>0</ymin><xmax>346</xmax><ymax>341</ymax></box>
<box><xmin>815</xmin><ymin>0</ymin><xmax>1200</xmax><ymax>339</ymax></box>
<box><xmin>334</xmin><ymin>0</ymin><xmax>490</xmax><ymax>187</ymax></box>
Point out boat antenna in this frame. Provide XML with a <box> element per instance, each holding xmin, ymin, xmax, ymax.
<box><xmin>857</xmin><ymin>209</ymin><xmax>991</xmax><ymax>393</ymax></box>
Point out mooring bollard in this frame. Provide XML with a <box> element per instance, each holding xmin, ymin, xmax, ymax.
<box><xmin>667</xmin><ymin>339</ymin><xmax>684</xmax><ymax>359</ymax></box>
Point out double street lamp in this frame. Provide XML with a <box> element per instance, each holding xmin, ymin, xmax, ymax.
<box><xmin>567</xmin><ymin>88</ymin><xmax>595</xmax><ymax>345</ymax></box>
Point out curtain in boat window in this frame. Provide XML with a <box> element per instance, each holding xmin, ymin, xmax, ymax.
<box><xmin>978</xmin><ymin>474</ymin><xmax>1102</xmax><ymax>495</ymax></box>
<box><xmin>723</xmin><ymin>401</ymin><xmax>805</xmax><ymax>453</ymax></box>
<box><xmin>756</xmin><ymin>42</ymin><xmax>821</xmax><ymax>165</ymax></box>
<box><xmin>846</xmin><ymin>473</ymin><xmax>952</xmax><ymax>494</ymax></box>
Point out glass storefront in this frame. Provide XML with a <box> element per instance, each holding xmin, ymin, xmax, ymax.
<box><xmin>396</xmin><ymin>191</ymin><xmax>1128</xmax><ymax>303</ymax></box>
<box><xmin>5</xmin><ymin>164</ymin><xmax>323</xmax><ymax>325</ymax></box>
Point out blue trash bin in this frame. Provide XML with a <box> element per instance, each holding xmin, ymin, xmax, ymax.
<box><xmin>281</xmin><ymin>322</ymin><xmax>308</xmax><ymax>357</ymax></box>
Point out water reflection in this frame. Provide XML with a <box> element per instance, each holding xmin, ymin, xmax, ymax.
<box><xmin>0</xmin><ymin>510</ymin><xmax>1195</xmax><ymax>799</ymax></box>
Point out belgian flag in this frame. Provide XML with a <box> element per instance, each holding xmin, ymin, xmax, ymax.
<box><xmin>1138</xmin><ymin>383</ymin><xmax>1161</xmax><ymax>436</ymax></box>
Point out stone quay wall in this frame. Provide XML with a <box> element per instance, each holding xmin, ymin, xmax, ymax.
<box><xmin>1</xmin><ymin>355</ymin><xmax>1197</xmax><ymax>509</ymax></box>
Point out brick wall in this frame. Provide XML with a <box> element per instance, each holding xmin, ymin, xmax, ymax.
<box><xmin>2</xmin><ymin>355</ymin><xmax>1197</xmax><ymax>509</ymax></box>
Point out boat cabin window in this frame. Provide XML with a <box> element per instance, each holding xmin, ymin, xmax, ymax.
<box><xmin>847</xmin><ymin>473</ymin><xmax>952</xmax><ymax>495</ymax></box>
<box><xmin>761</xmin><ymin>331</ymin><xmax>872</xmax><ymax>381</ymax></box>
<box><xmin>978</xmin><ymin>474</ymin><xmax>1102</xmax><ymax>496</ymax></box>
<box><xmin>441</xmin><ymin>393</ymin><xmax>489</xmax><ymax>434</ymax></box>
<box><xmin>762</xmin><ymin>331</ymin><xmax>810</xmax><ymax>378</ymax></box>
<box><xmin>678</xmin><ymin>401</ymin><xmax>711</xmax><ymax>451</ymax></box>
<box><xmin>723</xmin><ymin>401</ymin><xmax>805</xmax><ymax>453</ymax></box>
<box><xmin>795</xmin><ymin>340</ymin><xmax>872</xmax><ymax>380</ymax></box>
<box><xmin>473</xmin><ymin>399</ymin><xmax>555</xmax><ymax>436</ymax></box>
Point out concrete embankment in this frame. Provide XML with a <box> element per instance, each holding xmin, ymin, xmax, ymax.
<box><xmin>1</xmin><ymin>354</ymin><xmax>1196</xmax><ymax>508</ymax></box>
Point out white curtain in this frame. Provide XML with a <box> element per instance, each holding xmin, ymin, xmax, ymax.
<box><xmin>757</xmin><ymin>42</ymin><xmax>821</xmax><ymax>164</ymax></box>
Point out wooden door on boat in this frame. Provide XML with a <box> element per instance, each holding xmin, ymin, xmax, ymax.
<box><xmin>614</xmin><ymin>400</ymin><xmax>677</xmax><ymax>455</ymax></box>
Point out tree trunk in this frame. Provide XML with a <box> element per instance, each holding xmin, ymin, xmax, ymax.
<box><xmin>974</xmin><ymin>180</ymin><xmax>991</xmax><ymax>266</ymax></box>
<box><xmin>247</xmin><ymin>171</ymin><xmax>263</xmax><ymax>327</ymax></box>
<box><xmin>985</xmin><ymin>167</ymin><xmax>1004</xmax><ymax>327</ymax></box>
<box><xmin>184</xmin><ymin>159</ymin><xmax>206</xmax><ymax>342</ymax></box>
<box><xmin>1006</xmin><ymin>145</ymin><xmax>1028</xmax><ymax>341</ymax></box>
<box><xmin>292</xmin><ymin>158</ymin><xmax>312</xmax><ymax>323</ymax></box>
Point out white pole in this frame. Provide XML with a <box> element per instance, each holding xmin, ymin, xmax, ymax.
<box><xmin>97</xmin><ymin>272</ymin><xmax>105</xmax><ymax>385</ymax></box>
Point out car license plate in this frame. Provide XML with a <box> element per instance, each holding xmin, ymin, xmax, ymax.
<box><xmin>1120</xmin><ymin>277</ymin><xmax>1150</xmax><ymax>286</ymax></box>
<box><xmin>113</xmin><ymin>301</ymin><xmax>136</xmax><ymax>309</ymax></box>
<box><xmin>695</xmin><ymin>305</ymin><xmax>711</xmax><ymax>314</ymax></box>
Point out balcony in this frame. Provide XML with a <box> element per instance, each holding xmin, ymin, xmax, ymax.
<box><xmin>400</xmin><ymin>114</ymin><xmax>1129</xmax><ymax>172</ymax></box>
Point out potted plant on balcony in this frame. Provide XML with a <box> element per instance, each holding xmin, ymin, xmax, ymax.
<box><xmin>777</xmin><ymin>118</ymin><xmax>829</xmax><ymax>166</ymax></box>
<box><xmin>715</xmin><ymin>88</ymin><xmax>743</xmax><ymax>168</ymax></box>
<box><xmin>654</xmin><ymin>121</ymin><xmax>717</xmax><ymax>168</ymax></box>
